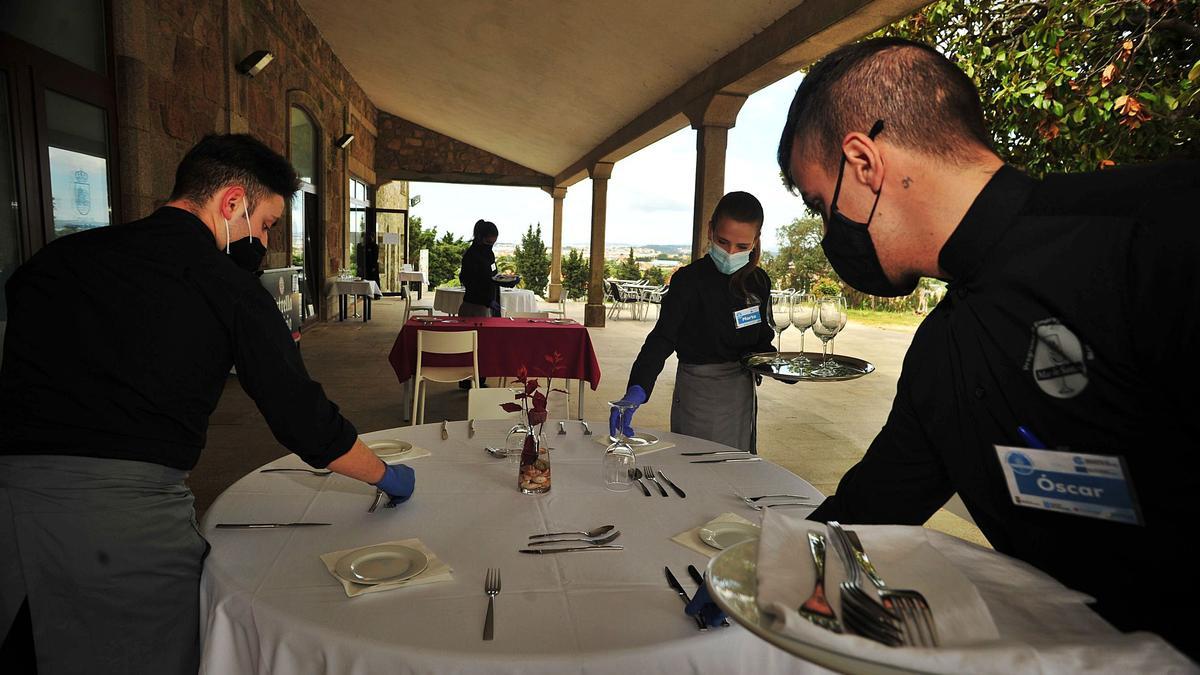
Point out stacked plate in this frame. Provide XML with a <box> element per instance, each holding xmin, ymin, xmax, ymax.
<box><xmin>367</xmin><ymin>439</ymin><xmax>415</xmax><ymax>460</ymax></box>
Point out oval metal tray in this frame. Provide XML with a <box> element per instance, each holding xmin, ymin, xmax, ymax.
<box><xmin>743</xmin><ymin>352</ymin><xmax>875</xmax><ymax>383</ymax></box>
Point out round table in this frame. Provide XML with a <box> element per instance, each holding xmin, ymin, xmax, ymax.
<box><xmin>433</xmin><ymin>287</ymin><xmax>540</xmax><ymax>316</ymax></box>
<box><xmin>198</xmin><ymin>421</ymin><xmax>827</xmax><ymax>674</ymax></box>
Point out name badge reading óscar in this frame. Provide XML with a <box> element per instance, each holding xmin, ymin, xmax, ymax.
<box><xmin>733</xmin><ymin>306</ymin><xmax>761</xmax><ymax>329</ymax></box>
<box><xmin>994</xmin><ymin>445</ymin><xmax>1141</xmax><ymax>525</ymax></box>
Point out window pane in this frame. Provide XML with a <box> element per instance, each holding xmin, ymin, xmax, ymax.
<box><xmin>289</xmin><ymin>107</ymin><xmax>316</xmax><ymax>185</ymax></box>
<box><xmin>45</xmin><ymin>90</ymin><xmax>110</xmax><ymax>240</ymax></box>
<box><xmin>1</xmin><ymin>72</ymin><xmax>21</xmax><ymax>324</ymax></box>
<box><xmin>291</xmin><ymin>190</ymin><xmax>305</xmax><ymax>267</ymax></box>
<box><xmin>0</xmin><ymin>0</ymin><xmax>108</xmax><ymax>74</ymax></box>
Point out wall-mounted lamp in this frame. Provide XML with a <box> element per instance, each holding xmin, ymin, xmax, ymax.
<box><xmin>335</xmin><ymin>133</ymin><xmax>356</xmax><ymax>149</ymax></box>
<box><xmin>236</xmin><ymin>50</ymin><xmax>274</xmax><ymax>77</ymax></box>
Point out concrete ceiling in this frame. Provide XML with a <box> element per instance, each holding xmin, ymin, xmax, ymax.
<box><xmin>299</xmin><ymin>0</ymin><xmax>927</xmax><ymax>186</ymax></box>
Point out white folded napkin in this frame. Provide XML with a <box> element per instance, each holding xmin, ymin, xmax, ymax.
<box><xmin>320</xmin><ymin>538</ymin><xmax>453</xmax><ymax>598</ymax></box>
<box><xmin>671</xmin><ymin>512</ymin><xmax>758</xmax><ymax>558</ymax></box>
<box><xmin>754</xmin><ymin>509</ymin><xmax>1194</xmax><ymax>673</ymax></box>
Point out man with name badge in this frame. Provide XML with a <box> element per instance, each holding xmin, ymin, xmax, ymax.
<box><xmin>778</xmin><ymin>37</ymin><xmax>1198</xmax><ymax>658</ymax></box>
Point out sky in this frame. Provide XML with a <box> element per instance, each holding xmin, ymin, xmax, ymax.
<box><xmin>408</xmin><ymin>72</ymin><xmax>808</xmax><ymax>253</ymax></box>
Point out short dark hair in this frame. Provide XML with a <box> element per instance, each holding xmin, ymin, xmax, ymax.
<box><xmin>169</xmin><ymin>134</ymin><xmax>300</xmax><ymax>210</ymax></box>
<box><xmin>473</xmin><ymin>219</ymin><xmax>499</xmax><ymax>240</ymax></box>
<box><xmin>709</xmin><ymin>190</ymin><xmax>764</xmax><ymax>227</ymax></box>
<box><xmin>777</xmin><ymin>37</ymin><xmax>993</xmax><ymax>193</ymax></box>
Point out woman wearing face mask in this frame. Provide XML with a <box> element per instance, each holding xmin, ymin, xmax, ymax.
<box><xmin>611</xmin><ymin>191</ymin><xmax>776</xmax><ymax>452</ymax></box>
<box><xmin>458</xmin><ymin>219</ymin><xmax>518</xmax><ymax>318</ymax></box>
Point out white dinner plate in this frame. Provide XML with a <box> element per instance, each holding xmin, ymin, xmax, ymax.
<box><xmin>367</xmin><ymin>440</ymin><xmax>413</xmax><ymax>458</ymax></box>
<box><xmin>698</xmin><ymin>521</ymin><xmax>761</xmax><ymax>550</ymax></box>
<box><xmin>334</xmin><ymin>544</ymin><xmax>428</xmax><ymax>585</ymax></box>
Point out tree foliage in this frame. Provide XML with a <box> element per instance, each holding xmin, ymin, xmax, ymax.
<box><xmin>614</xmin><ymin>247</ymin><xmax>642</xmax><ymax>281</ymax></box>
<box><xmin>561</xmin><ymin>248</ymin><xmax>590</xmax><ymax>299</ymax></box>
<box><xmin>430</xmin><ymin>231</ymin><xmax>468</xmax><ymax>288</ymax></box>
<box><xmin>881</xmin><ymin>0</ymin><xmax>1199</xmax><ymax>175</ymax></box>
<box><xmin>761</xmin><ymin>217</ymin><xmax>833</xmax><ymax>292</ymax></box>
<box><xmin>512</xmin><ymin>224</ymin><xmax>551</xmax><ymax>296</ymax></box>
<box><xmin>642</xmin><ymin>265</ymin><xmax>666</xmax><ymax>285</ymax></box>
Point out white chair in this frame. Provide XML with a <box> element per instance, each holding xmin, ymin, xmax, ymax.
<box><xmin>540</xmin><ymin>295</ymin><xmax>567</xmax><ymax>318</ymax></box>
<box><xmin>510</xmin><ymin>311</ymin><xmax>550</xmax><ymax>319</ymax></box>
<box><xmin>467</xmin><ymin>387</ymin><xmax>525</xmax><ymax>420</ymax></box>
<box><xmin>411</xmin><ymin>330</ymin><xmax>479</xmax><ymax>424</ymax></box>
<box><xmin>402</xmin><ymin>294</ymin><xmax>434</xmax><ymax>323</ymax></box>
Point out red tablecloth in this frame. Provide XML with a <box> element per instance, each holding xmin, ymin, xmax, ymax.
<box><xmin>387</xmin><ymin>318</ymin><xmax>601</xmax><ymax>389</ymax></box>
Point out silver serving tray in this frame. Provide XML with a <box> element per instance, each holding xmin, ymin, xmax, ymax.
<box><xmin>743</xmin><ymin>352</ymin><xmax>875</xmax><ymax>383</ymax></box>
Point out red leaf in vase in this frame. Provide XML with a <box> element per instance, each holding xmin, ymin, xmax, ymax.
<box><xmin>500</xmin><ymin>402</ymin><xmax>523</xmax><ymax>413</ymax></box>
<box><xmin>528</xmin><ymin>409</ymin><xmax>548</xmax><ymax>426</ymax></box>
<box><xmin>544</xmin><ymin>353</ymin><xmax>556</xmax><ymax>363</ymax></box>
<box><xmin>516</xmin><ymin>365</ymin><xmax>528</xmax><ymax>381</ymax></box>
<box><xmin>525</xmin><ymin>380</ymin><xmax>539</xmax><ymax>395</ymax></box>
<box><xmin>532</xmin><ymin>391</ymin><xmax>547</xmax><ymax>410</ymax></box>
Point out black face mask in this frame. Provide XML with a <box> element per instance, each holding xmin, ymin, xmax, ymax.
<box><xmin>225</xmin><ymin>201</ymin><xmax>266</xmax><ymax>274</ymax></box>
<box><xmin>820</xmin><ymin>120</ymin><xmax>917</xmax><ymax>298</ymax></box>
<box><xmin>229</xmin><ymin>237</ymin><xmax>267</xmax><ymax>274</ymax></box>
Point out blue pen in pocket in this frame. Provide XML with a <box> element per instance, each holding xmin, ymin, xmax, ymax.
<box><xmin>1016</xmin><ymin>426</ymin><xmax>1047</xmax><ymax>450</ymax></box>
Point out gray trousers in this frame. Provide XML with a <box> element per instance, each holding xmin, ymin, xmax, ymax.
<box><xmin>458</xmin><ymin>301</ymin><xmax>497</xmax><ymax>318</ymax></box>
<box><xmin>670</xmin><ymin>361</ymin><xmax>757</xmax><ymax>453</ymax></box>
<box><xmin>0</xmin><ymin>455</ymin><xmax>208</xmax><ymax>675</ymax></box>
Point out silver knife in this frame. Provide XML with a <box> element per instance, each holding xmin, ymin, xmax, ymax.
<box><xmin>690</xmin><ymin>457</ymin><xmax>763</xmax><ymax>464</ymax></box>
<box><xmin>518</xmin><ymin>545</ymin><xmax>623</xmax><ymax>554</ymax></box>
<box><xmin>214</xmin><ymin>522</ymin><xmax>332</xmax><ymax>528</ymax></box>
<box><xmin>680</xmin><ymin>450</ymin><xmax>751</xmax><ymax>456</ymax></box>
<box><xmin>580</xmin><ymin>420</ymin><xmax>592</xmax><ymax>435</ymax></box>
<box><xmin>666</xmin><ymin>567</ymin><xmax>707</xmax><ymax>630</ymax></box>
<box><xmin>468</xmin><ymin>419</ymin><xmax>476</xmax><ymax>438</ymax></box>
<box><xmin>657</xmin><ymin>470</ymin><xmax>686</xmax><ymax>498</ymax></box>
<box><xmin>441</xmin><ymin>420</ymin><xmax>449</xmax><ymax>440</ymax></box>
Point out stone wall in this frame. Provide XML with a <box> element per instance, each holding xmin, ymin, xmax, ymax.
<box><xmin>376</xmin><ymin>113</ymin><xmax>551</xmax><ymax>187</ymax></box>
<box><xmin>111</xmin><ymin>0</ymin><xmax>384</xmax><ymax>319</ymax></box>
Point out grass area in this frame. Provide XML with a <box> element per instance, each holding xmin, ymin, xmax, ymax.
<box><xmin>846</xmin><ymin>307</ymin><xmax>928</xmax><ymax>331</ymax></box>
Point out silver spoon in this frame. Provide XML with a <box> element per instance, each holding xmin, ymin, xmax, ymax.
<box><xmin>529</xmin><ymin>524</ymin><xmax>615</xmax><ymax>539</ymax></box>
<box><xmin>527</xmin><ymin>530</ymin><xmax>621</xmax><ymax>546</ymax></box>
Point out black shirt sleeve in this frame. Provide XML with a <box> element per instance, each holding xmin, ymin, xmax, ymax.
<box><xmin>808</xmin><ymin>373</ymin><xmax>953</xmax><ymax>525</ymax></box>
<box><xmin>627</xmin><ymin>269</ymin><xmax>695</xmax><ymax>399</ymax></box>
<box><xmin>231</xmin><ymin>286</ymin><xmax>358</xmax><ymax>468</ymax></box>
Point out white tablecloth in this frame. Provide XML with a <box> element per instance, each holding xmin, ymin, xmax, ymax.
<box><xmin>327</xmin><ymin>278</ymin><xmax>381</xmax><ymax>297</ymax></box>
<box><xmin>198</xmin><ymin>421</ymin><xmax>827</xmax><ymax>674</ymax></box>
<box><xmin>434</xmin><ymin>287</ymin><xmax>539</xmax><ymax>316</ymax></box>
<box><xmin>397</xmin><ymin>270</ymin><xmax>426</xmax><ymax>284</ymax></box>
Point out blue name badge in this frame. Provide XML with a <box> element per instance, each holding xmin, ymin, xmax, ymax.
<box><xmin>994</xmin><ymin>445</ymin><xmax>1141</xmax><ymax>525</ymax></box>
<box><xmin>733</xmin><ymin>306</ymin><xmax>761</xmax><ymax>329</ymax></box>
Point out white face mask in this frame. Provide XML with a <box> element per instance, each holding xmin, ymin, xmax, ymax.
<box><xmin>709</xmin><ymin>242</ymin><xmax>751</xmax><ymax>275</ymax></box>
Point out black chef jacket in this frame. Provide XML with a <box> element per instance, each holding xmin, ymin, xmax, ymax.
<box><xmin>459</xmin><ymin>240</ymin><xmax>499</xmax><ymax>307</ymax></box>
<box><xmin>0</xmin><ymin>207</ymin><xmax>358</xmax><ymax>471</ymax></box>
<box><xmin>810</xmin><ymin>161</ymin><xmax>1200</xmax><ymax>657</ymax></box>
<box><xmin>628</xmin><ymin>255</ymin><xmax>776</xmax><ymax>398</ymax></box>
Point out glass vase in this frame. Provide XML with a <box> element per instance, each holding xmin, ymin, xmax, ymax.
<box><xmin>517</xmin><ymin>429</ymin><xmax>550</xmax><ymax>494</ymax></box>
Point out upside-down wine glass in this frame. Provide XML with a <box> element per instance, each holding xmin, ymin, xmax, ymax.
<box><xmin>810</xmin><ymin>296</ymin><xmax>847</xmax><ymax>377</ymax></box>
<box><xmin>603</xmin><ymin>401</ymin><xmax>636</xmax><ymax>492</ymax></box>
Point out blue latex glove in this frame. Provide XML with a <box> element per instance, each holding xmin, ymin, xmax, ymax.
<box><xmin>374</xmin><ymin>463</ymin><xmax>416</xmax><ymax>507</ymax></box>
<box><xmin>685</xmin><ymin>584</ymin><xmax>729</xmax><ymax>628</ymax></box>
<box><xmin>608</xmin><ymin>385</ymin><xmax>647</xmax><ymax>437</ymax></box>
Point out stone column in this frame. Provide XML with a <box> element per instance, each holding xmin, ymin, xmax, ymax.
<box><xmin>584</xmin><ymin>161</ymin><xmax>614</xmax><ymax>328</ymax></box>
<box><xmin>543</xmin><ymin>186</ymin><xmax>567</xmax><ymax>302</ymax></box>
<box><xmin>685</xmin><ymin>92</ymin><xmax>747</xmax><ymax>262</ymax></box>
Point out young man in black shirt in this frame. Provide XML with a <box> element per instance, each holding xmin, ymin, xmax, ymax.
<box><xmin>0</xmin><ymin>135</ymin><xmax>415</xmax><ymax>673</ymax></box>
<box><xmin>778</xmin><ymin>37</ymin><xmax>1197</xmax><ymax>658</ymax></box>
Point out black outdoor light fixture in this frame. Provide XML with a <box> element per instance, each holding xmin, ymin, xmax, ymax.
<box><xmin>335</xmin><ymin>133</ymin><xmax>356</xmax><ymax>149</ymax></box>
<box><xmin>236</xmin><ymin>50</ymin><xmax>274</xmax><ymax>77</ymax></box>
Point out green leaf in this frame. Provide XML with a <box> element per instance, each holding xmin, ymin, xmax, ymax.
<box><xmin>1189</xmin><ymin>61</ymin><xmax>1200</xmax><ymax>83</ymax></box>
<box><xmin>1137</xmin><ymin>92</ymin><xmax>1158</xmax><ymax>104</ymax></box>
<box><xmin>1073</xmin><ymin>107</ymin><xmax>1086</xmax><ymax>123</ymax></box>
<box><xmin>1165</xmin><ymin>94</ymin><xmax>1178</xmax><ymax>111</ymax></box>
<box><xmin>1052</xmin><ymin>101</ymin><xmax>1064</xmax><ymax>117</ymax></box>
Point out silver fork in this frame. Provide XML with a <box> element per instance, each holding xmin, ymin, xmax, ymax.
<box><xmin>641</xmin><ymin>465</ymin><xmax>668</xmax><ymax>497</ymax></box>
<box><xmin>483</xmin><ymin>567</ymin><xmax>501</xmax><ymax>641</ymax></box>
<box><xmin>827</xmin><ymin>521</ymin><xmax>904</xmax><ymax>646</ymax></box>
<box><xmin>846</xmin><ymin>530</ymin><xmax>938</xmax><ymax>647</ymax></box>
<box><xmin>798</xmin><ymin>531</ymin><xmax>842</xmax><ymax>633</ymax></box>
<box><xmin>368</xmin><ymin>489</ymin><xmax>384</xmax><ymax>513</ymax></box>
